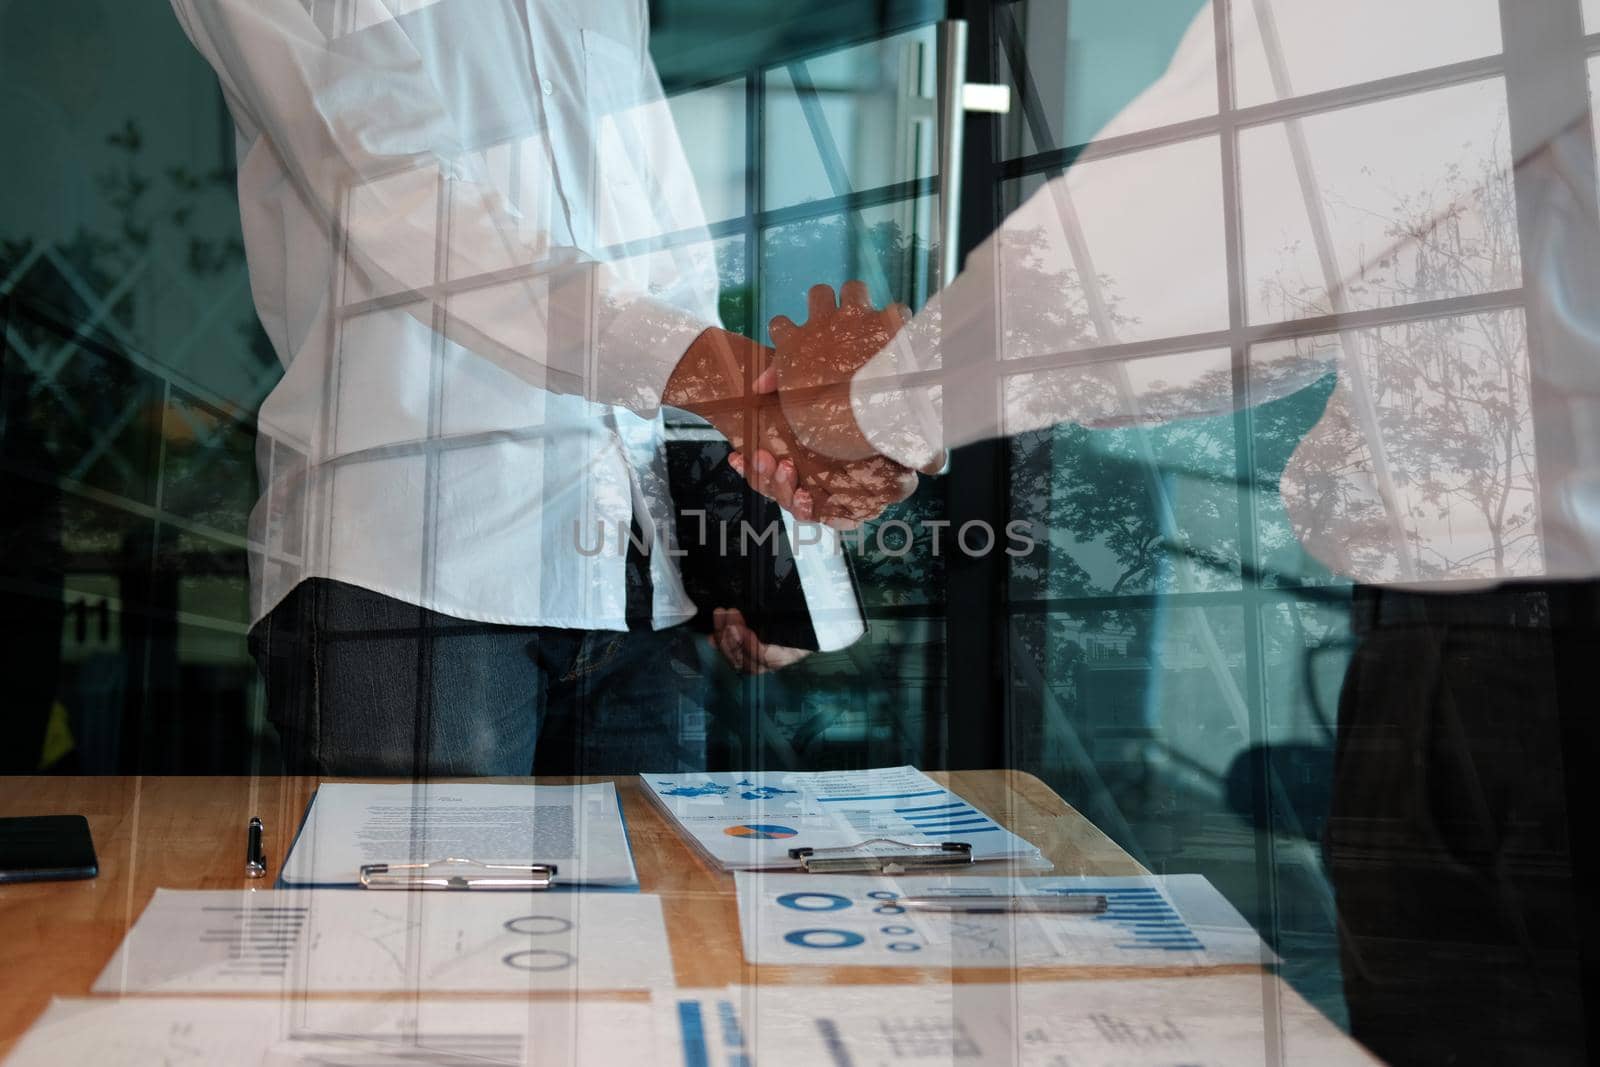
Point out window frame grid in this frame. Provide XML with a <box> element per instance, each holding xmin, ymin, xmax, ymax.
<box><xmin>983</xmin><ymin>0</ymin><xmax>1598</xmax><ymax>963</ymax></box>
<box><xmin>311</xmin><ymin>6</ymin><xmax>1588</xmax><ymax>761</ymax></box>
<box><xmin>633</xmin><ymin>9</ymin><xmax>1554</xmax><ymax>687</ymax></box>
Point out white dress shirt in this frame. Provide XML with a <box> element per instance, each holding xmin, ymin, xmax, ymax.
<box><xmin>170</xmin><ymin>0</ymin><xmax>863</xmax><ymax>645</ymax></box>
<box><xmin>850</xmin><ymin>10</ymin><xmax>1600</xmax><ymax>589</ymax></box>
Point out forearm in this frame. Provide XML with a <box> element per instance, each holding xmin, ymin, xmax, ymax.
<box><xmin>848</xmin><ymin>230</ymin><xmax>1336</xmax><ymax>467</ymax></box>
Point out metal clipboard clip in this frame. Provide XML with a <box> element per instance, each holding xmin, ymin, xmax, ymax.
<box><xmin>358</xmin><ymin>857</ymin><xmax>558</xmax><ymax>890</ymax></box>
<box><xmin>787</xmin><ymin>838</ymin><xmax>974</xmax><ymax>874</ymax></box>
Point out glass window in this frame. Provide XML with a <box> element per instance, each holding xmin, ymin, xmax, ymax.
<box><xmin>0</xmin><ymin>333</ymin><xmax>164</xmax><ymax>506</ymax></box>
<box><xmin>1000</xmin><ymin>137</ymin><xmax>1230</xmax><ymax>356</ymax></box>
<box><xmin>159</xmin><ymin>389</ymin><xmax>256</xmax><ymax>533</ymax></box>
<box><xmin>1230</xmin><ymin>0</ymin><xmax>1502</xmax><ymax>107</ymax></box>
<box><xmin>666</xmin><ymin>78</ymin><xmax>748</xmax><ymax>225</ymax></box>
<box><xmin>1250</xmin><ymin>309</ymin><xmax>1539</xmax><ymax>584</ymax></box>
<box><xmin>998</xmin><ymin>0</ymin><xmax>1218</xmax><ymax>158</ymax></box>
<box><xmin>759</xmin><ymin>198</ymin><xmax>940</xmax><ymax>340</ymax></box>
<box><xmin>1006</xmin><ymin>604</ymin><xmax>1248</xmax><ymax>836</ymax></box>
<box><xmin>1006</xmin><ymin>349</ymin><xmax>1242</xmax><ymax>601</ymax></box>
<box><xmin>1260</xmin><ymin>599</ymin><xmax>1350</xmax><ymax>747</ymax></box>
<box><xmin>761</xmin><ymin>26</ymin><xmax>938</xmax><ymax>209</ymax></box>
<box><xmin>1240</xmin><ymin>78</ymin><xmax>1519</xmax><ymax>325</ymax></box>
<box><xmin>1589</xmin><ymin>55</ymin><xmax>1600</xmax><ymax>209</ymax></box>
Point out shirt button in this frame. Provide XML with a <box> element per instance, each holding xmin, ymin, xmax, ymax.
<box><xmin>541</xmin><ymin>79</ymin><xmax>554</xmax><ymax>96</ymax></box>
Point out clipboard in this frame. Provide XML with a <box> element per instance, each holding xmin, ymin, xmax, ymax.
<box><xmin>358</xmin><ymin>858</ymin><xmax>558</xmax><ymax>890</ymax></box>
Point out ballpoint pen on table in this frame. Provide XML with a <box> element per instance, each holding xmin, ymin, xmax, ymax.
<box><xmin>896</xmin><ymin>894</ymin><xmax>1108</xmax><ymax>914</ymax></box>
<box><xmin>245</xmin><ymin>816</ymin><xmax>266</xmax><ymax>878</ymax></box>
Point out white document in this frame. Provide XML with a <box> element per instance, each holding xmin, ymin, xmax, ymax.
<box><xmin>278</xmin><ymin>781</ymin><xmax>637</xmax><ymax>888</ymax></box>
<box><xmin>92</xmin><ymin>888</ymin><xmax>675</xmax><ymax>993</ymax></box>
<box><xmin>734</xmin><ymin>872</ymin><xmax>1274</xmax><ymax>969</ymax></box>
<box><xmin>642</xmin><ymin>766</ymin><xmax>1047</xmax><ymax>871</ymax></box>
<box><xmin>4</xmin><ymin>996</ymin><xmax>662</xmax><ymax>1067</ymax></box>
<box><xmin>666</xmin><ymin>978</ymin><xmax>1377</xmax><ymax>1067</ymax></box>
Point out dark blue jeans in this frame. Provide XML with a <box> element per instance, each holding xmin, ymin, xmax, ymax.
<box><xmin>249</xmin><ymin>579</ymin><xmax>709</xmax><ymax>777</ymax></box>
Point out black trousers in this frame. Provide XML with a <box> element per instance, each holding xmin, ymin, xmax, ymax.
<box><xmin>1330</xmin><ymin>581</ymin><xmax>1598</xmax><ymax>1066</ymax></box>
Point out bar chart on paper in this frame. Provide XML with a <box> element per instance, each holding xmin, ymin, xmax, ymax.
<box><xmin>880</xmin><ymin>797</ymin><xmax>1007</xmax><ymax>838</ymax></box>
<box><xmin>670</xmin><ymin>978</ymin><xmax>1379</xmax><ymax>1067</ymax></box>
<box><xmin>735</xmin><ymin>873</ymin><xmax>1275</xmax><ymax>968</ymax></box>
<box><xmin>1042</xmin><ymin>884</ymin><xmax>1205</xmax><ymax>952</ymax></box>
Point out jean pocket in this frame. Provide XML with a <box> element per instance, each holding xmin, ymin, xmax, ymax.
<box><xmin>562</xmin><ymin>632</ymin><xmax>626</xmax><ymax>682</ymax></box>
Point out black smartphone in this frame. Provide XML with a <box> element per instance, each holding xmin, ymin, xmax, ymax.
<box><xmin>0</xmin><ymin>814</ymin><xmax>99</xmax><ymax>884</ymax></box>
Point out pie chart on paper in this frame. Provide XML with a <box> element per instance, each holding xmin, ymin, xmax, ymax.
<box><xmin>724</xmin><ymin>824</ymin><xmax>799</xmax><ymax>839</ymax></box>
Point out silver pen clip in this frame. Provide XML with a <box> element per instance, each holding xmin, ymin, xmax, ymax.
<box><xmin>788</xmin><ymin>838</ymin><xmax>974</xmax><ymax>874</ymax></box>
<box><xmin>358</xmin><ymin>857</ymin><xmax>558</xmax><ymax>890</ymax></box>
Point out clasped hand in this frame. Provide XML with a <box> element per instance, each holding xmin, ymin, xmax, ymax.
<box><xmin>731</xmin><ymin>281</ymin><xmax>922</xmax><ymax>528</ymax></box>
<box><xmin>666</xmin><ymin>280</ymin><xmax>929</xmax><ymax>527</ymax></box>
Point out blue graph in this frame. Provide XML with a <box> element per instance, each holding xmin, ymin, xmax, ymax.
<box><xmin>893</xmin><ymin>798</ymin><xmax>1002</xmax><ymax>838</ymax></box>
<box><xmin>739</xmin><ymin>785</ymin><xmax>798</xmax><ymax>800</ymax></box>
<box><xmin>1041</xmin><ymin>886</ymin><xmax>1205</xmax><ymax>951</ymax></box>
<box><xmin>657</xmin><ymin>781</ymin><xmax>730</xmax><ymax>798</ymax></box>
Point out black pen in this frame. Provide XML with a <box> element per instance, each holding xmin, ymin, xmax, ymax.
<box><xmin>246</xmin><ymin>816</ymin><xmax>266</xmax><ymax>878</ymax></box>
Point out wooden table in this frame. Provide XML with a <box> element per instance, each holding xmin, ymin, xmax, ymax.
<box><xmin>0</xmin><ymin>771</ymin><xmax>1184</xmax><ymax>1055</ymax></box>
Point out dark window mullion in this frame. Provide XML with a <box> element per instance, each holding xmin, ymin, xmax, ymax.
<box><xmin>744</xmin><ymin>66</ymin><xmax>775</xmax><ymax>767</ymax></box>
<box><xmin>937</xmin><ymin>0</ymin><xmax>1012</xmax><ymax>772</ymax></box>
<box><xmin>1216</xmin><ymin>0</ymin><xmax>1288</xmax><ymax>1049</ymax></box>
<box><xmin>998</xmin><ymin>50</ymin><xmax>1508</xmax><ymax>183</ymax></box>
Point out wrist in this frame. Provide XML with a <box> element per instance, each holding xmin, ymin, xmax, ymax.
<box><xmin>664</xmin><ymin>328</ymin><xmax>744</xmax><ymax>409</ymax></box>
<box><xmin>780</xmin><ymin>395</ymin><xmax>876</xmax><ymax>463</ymax></box>
<box><xmin>666</xmin><ymin>328</ymin><xmax>771</xmax><ymax>453</ymax></box>
<box><xmin>848</xmin><ymin>356</ymin><xmax>947</xmax><ymax>475</ymax></box>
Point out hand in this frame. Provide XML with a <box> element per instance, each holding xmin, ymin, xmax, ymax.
<box><xmin>665</xmin><ymin>326</ymin><xmax>917</xmax><ymax>528</ymax></box>
<box><xmin>729</xmin><ymin>416</ymin><xmax>917</xmax><ymax>531</ymax></box>
<box><xmin>710</xmin><ymin>607</ymin><xmax>810</xmax><ymax>674</ymax></box>
<box><xmin>727</xmin><ymin>441</ymin><xmax>818</xmax><ymax>525</ymax></box>
<box><xmin>767</xmin><ymin>281</ymin><xmax>909</xmax><ymax>462</ymax></box>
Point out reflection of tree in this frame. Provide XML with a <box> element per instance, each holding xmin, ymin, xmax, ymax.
<box><xmin>1007</xmin><ymin>127</ymin><xmax>1531</xmax><ymax>600</ymax></box>
<box><xmin>998</xmin><ymin>134</ymin><xmax>1530</xmax><ymax>788</ymax></box>
<box><xmin>1255</xmin><ymin>128</ymin><xmax>1521</xmax><ymax>321</ymax></box>
<box><xmin>0</xmin><ymin>118</ymin><xmax>271</xmax><ymax>532</ymax></box>
<box><xmin>2</xmin><ymin>118</ymin><xmax>254</xmax><ymax>325</ymax></box>
<box><xmin>1000</xmin><ymin>219</ymin><xmax>1246</xmax><ymax>669</ymax></box>
<box><xmin>1259</xmin><ymin>138</ymin><xmax>1536</xmax><ymax>581</ymax></box>
<box><xmin>1</xmin><ymin>114</ymin><xmax>276</xmax><ymax>503</ymax></box>
<box><xmin>702</xmin><ymin>130</ymin><xmax>1530</xmax><ymax>771</ymax></box>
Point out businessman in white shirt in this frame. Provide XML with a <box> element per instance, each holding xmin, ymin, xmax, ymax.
<box><xmin>170</xmin><ymin>0</ymin><xmax>919</xmax><ymax>777</ymax></box>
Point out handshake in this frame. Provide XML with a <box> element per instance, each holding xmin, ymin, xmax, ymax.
<box><xmin>666</xmin><ymin>281</ymin><xmax>941</xmax><ymax>529</ymax></box>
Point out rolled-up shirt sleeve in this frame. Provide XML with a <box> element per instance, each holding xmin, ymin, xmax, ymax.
<box><xmin>850</xmin><ymin>173</ymin><xmax>1339</xmax><ymax>469</ymax></box>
